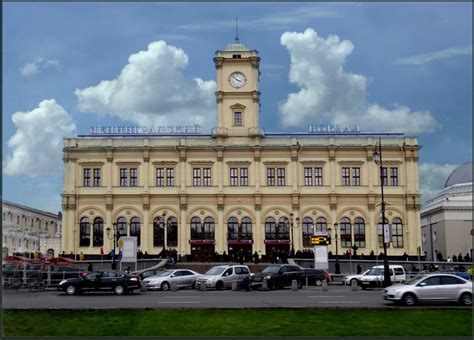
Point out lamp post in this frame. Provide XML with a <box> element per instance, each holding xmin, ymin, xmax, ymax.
<box><xmin>332</xmin><ymin>223</ymin><xmax>340</xmax><ymax>274</ymax></box>
<box><xmin>161</xmin><ymin>211</ymin><xmax>168</xmax><ymax>253</ymax></box>
<box><xmin>106</xmin><ymin>223</ymin><xmax>118</xmax><ymax>270</ymax></box>
<box><xmin>289</xmin><ymin>213</ymin><xmax>299</xmax><ymax>256</ymax></box>
<box><xmin>373</xmin><ymin>138</ymin><xmax>391</xmax><ymax>288</ymax></box>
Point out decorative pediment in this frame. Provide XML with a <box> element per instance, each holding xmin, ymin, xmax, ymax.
<box><xmin>230</xmin><ymin>103</ymin><xmax>246</xmax><ymax>110</ymax></box>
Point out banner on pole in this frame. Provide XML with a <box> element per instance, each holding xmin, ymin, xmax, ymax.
<box><xmin>118</xmin><ymin>237</ymin><xmax>137</xmax><ymax>263</ymax></box>
<box><xmin>383</xmin><ymin>224</ymin><xmax>392</xmax><ymax>243</ymax></box>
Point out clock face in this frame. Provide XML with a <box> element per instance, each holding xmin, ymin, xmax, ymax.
<box><xmin>229</xmin><ymin>72</ymin><xmax>247</xmax><ymax>88</ymax></box>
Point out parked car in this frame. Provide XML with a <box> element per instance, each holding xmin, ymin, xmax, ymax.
<box><xmin>43</xmin><ymin>266</ymin><xmax>84</xmax><ymax>285</ymax></box>
<box><xmin>343</xmin><ymin>269</ymin><xmax>370</xmax><ymax>286</ymax></box>
<box><xmin>59</xmin><ymin>270</ymin><xmax>141</xmax><ymax>295</ymax></box>
<box><xmin>383</xmin><ymin>273</ymin><xmax>472</xmax><ymax>306</ymax></box>
<box><xmin>250</xmin><ymin>264</ymin><xmax>304</xmax><ymax>290</ymax></box>
<box><xmin>195</xmin><ymin>264</ymin><xmax>251</xmax><ymax>290</ymax></box>
<box><xmin>143</xmin><ymin>269</ymin><xmax>200</xmax><ymax>291</ymax></box>
<box><xmin>359</xmin><ymin>265</ymin><xmax>406</xmax><ymax>289</ymax></box>
<box><xmin>302</xmin><ymin>268</ymin><xmax>330</xmax><ymax>286</ymax></box>
<box><xmin>439</xmin><ymin>269</ymin><xmax>471</xmax><ymax>281</ymax></box>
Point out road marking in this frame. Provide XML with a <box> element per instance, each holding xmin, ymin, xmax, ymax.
<box><xmin>307</xmin><ymin>295</ymin><xmax>345</xmax><ymax>298</ymax></box>
<box><xmin>318</xmin><ymin>301</ymin><xmax>361</xmax><ymax>304</ymax></box>
<box><xmin>164</xmin><ymin>296</ymin><xmax>200</xmax><ymax>298</ymax></box>
<box><xmin>157</xmin><ymin>301</ymin><xmax>201</xmax><ymax>304</ymax></box>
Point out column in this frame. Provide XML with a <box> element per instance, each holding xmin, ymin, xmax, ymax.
<box><xmin>106</xmin><ymin>206</ymin><xmax>113</xmax><ymax>253</ymax></box>
<box><xmin>142</xmin><ymin>207</ymin><xmax>149</xmax><ymax>253</ymax></box>
<box><xmin>255</xmin><ymin>208</ymin><xmax>263</xmax><ymax>254</ymax></box>
<box><xmin>216</xmin><ymin>208</ymin><xmax>225</xmax><ymax>253</ymax></box>
<box><xmin>180</xmin><ymin>209</ymin><xmax>188</xmax><ymax>256</ymax></box>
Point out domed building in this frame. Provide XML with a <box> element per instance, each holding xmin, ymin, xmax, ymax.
<box><xmin>420</xmin><ymin>162</ymin><xmax>472</xmax><ymax>261</ymax></box>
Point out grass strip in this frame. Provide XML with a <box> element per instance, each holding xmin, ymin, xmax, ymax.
<box><xmin>3</xmin><ymin>308</ymin><xmax>472</xmax><ymax>336</ymax></box>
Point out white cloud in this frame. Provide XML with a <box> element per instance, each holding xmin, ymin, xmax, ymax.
<box><xmin>19</xmin><ymin>58</ymin><xmax>61</xmax><ymax>77</ymax></box>
<box><xmin>3</xmin><ymin>99</ymin><xmax>76</xmax><ymax>176</ymax></box>
<box><xmin>419</xmin><ymin>162</ymin><xmax>458</xmax><ymax>204</ymax></box>
<box><xmin>279</xmin><ymin>28</ymin><xmax>439</xmax><ymax>134</ymax></box>
<box><xmin>395</xmin><ymin>46</ymin><xmax>472</xmax><ymax>65</ymax></box>
<box><xmin>75</xmin><ymin>41</ymin><xmax>216</xmax><ymax>131</ymax></box>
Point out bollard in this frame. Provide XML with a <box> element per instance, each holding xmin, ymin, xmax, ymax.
<box><xmin>321</xmin><ymin>280</ymin><xmax>329</xmax><ymax>291</ymax></box>
<box><xmin>261</xmin><ymin>279</ymin><xmax>268</xmax><ymax>291</ymax></box>
<box><xmin>291</xmin><ymin>279</ymin><xmax>298</xmax><ymax>291</ymax></box>
<box><xmin>232</xmin><ymin>280</ymin><xmax>239</xmax><ymax>291</ymax></box>
<box><xmin>140</xmin><ymin>282</ymin><xmax>147</xmax><ymax>291</ymax></box>
<box><xmin>170</xmin><ymin>281</ymin><xmax>178</xmax><ymax>292</ymax></box>
<box><xmin>305</xmin><ymin>276</ymin><xmax>308</xmax><ymax>287</ymax></box>
<box><xmin>200</xmin><ymin>283</ymin><xmax>207</xmax><ymax>291</ymax></box>
<box><xmin>351</xmin><ymin>279</ymin><xmax>358</xmax><ymax>291</ymax></box>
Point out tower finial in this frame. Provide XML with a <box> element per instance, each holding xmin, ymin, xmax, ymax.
<box><xmin>235</xmin><ymin>17</ymin><xmax>239</xmax><ymax>41</ymax></box>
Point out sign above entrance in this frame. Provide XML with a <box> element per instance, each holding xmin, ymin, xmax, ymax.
<box><xmin>308</xmin><ymin>124</ymin><xmax>360</xmax><ymax>134</ymax></box>
<box><xmin>89</xmin><ymin>125</ymin><xmax>202</xmax><ymax>135</ymax></box>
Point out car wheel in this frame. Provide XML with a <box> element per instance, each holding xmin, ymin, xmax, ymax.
<box><xmin>402</xmin><ymin>293</ymin><xmax>417</xmax><ymax>306</ymax></box>
<box><xmin>65</xmin><ymin>285</ymin><xmax>76</xmax><ymax>295</ymax></box>
<box><xmin>459</xmin><ymin>293</ymin><xmax>472</xmax><ymax>306</ymax></box>
<box><xmin>215</xmin><ymin>281</ymin><xmax>224</xmax><ymax>290</ymax></box>
<box><xmin>315</xmin><ymin>279</ymin><xmax>322</xmax><ymax>286</ymax></box>
<box><xmin>114</xmin><ymin>285</ymin><xmax>126</xmax><ymax>295</ymax></box>
<box><xmin>161</xmin><ymin>282</ymin><xmax>170</xmax><ymax>291</ymax></box>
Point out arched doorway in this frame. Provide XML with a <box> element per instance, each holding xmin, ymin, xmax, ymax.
<box><xmin>190</xmin><ymin>216</ymin><xmax>215</xmax><ymax>261</ymax></box>
<box><xmin>227</xmin><ymin>216</ymin><xmax>253</xmax><ymax>262</ymax></box>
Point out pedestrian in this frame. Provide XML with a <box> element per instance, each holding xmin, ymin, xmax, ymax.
<box><xmin>458</xmin><ymin>253</ymin><xmax>464</xmax><ymax>262</ymax></box>
<box><xmin>238</xmin><ymin>249</ymin><xmax>244</xmax><ymax>265</ymax></box>
<box><xmin>79</xmin><ymin>252</ymin><xmax>85</xmax><ymax>261</ymax></box>
<box><xmin>356</xmin><ymin>264</ymin><xmax>362</xmax><ymax>274</ymax></box>
<box><xmin>125</xmin><ymin>266</ymin><xmax>131</xmax><ymax>274</ymax></box>
<box><xmin>87</xmin><ymin>263</ymin><xmax>93</xmax><ymax>272</ymax></box>
<box><xmin>253</xmin><ymin>251</ymin><xmax>259</xmax><ymax>264</ymax></box>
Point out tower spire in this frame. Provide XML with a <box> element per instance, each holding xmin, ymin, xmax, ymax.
<box><xmin>235</xmin><ymin>17</ymin><xmax>239</xmax><ymax>41</ymax></box>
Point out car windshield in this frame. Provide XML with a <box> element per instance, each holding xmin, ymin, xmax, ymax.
<box><xmin>366</xmin><ymin>268</ymin><xmax>384</xmax><ymax>275</ymax></box>
<box><xmin>403</xmin><ymin>275</ymin><xmax>427</xmax><ymax>285</ymax></box>
<box><xmin>156</xmin><ymin>270</ymin><xmax>174</xmax><ymax>277</ymax></box>
<box><xmin>206</xmin><ymin>267</ymin><xmax>226</xmax><ymax>275</ymax></box>
<box><xmin>262</xmin><ymin>266</ymin><xmax>281</xmax><ymax>274</ymax></box>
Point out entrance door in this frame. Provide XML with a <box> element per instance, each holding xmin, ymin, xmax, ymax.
<box><xmin>265</xmin><ymin>244</ymin><xmax>290</xmax><ymax>263</ymax></box>
<box><xmin>190</xmin><ymin>244</ymin><xmax>215</xmax><ymax>262</ymax></box>
<box><xmin>227</xmin><ymin>244</ymin><xmax>253</xmax><ymax>263</ymax></box>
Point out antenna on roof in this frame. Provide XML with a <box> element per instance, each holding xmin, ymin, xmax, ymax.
<box><xmin>235</xmin><ymin>17</ymin><xmax>239</xmax><ymax>41</ymax></box>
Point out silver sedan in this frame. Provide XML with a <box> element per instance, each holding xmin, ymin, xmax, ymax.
<box><xmin>143</xmin><ymin>269</ymin><xmax>200</xmax><ymax>291</ymax></box>
<box><xmin>383</xmin><ymin>273</ymin><xmax>472</xmax><ymax>306</ymax></box>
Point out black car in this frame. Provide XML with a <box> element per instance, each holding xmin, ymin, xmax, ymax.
<box><xmin>302</xmin><ymin>268</ymin><xmax>330</xmax><ymax>286</ymax></box>
<box><xmin>250</xmin><ymin>264</ymin><xmax>304</xmax><ymax>290</ymax></box>
<box><xmin>43</xmin><ymin>266</ymin><xmax>85</xmax><ymax>286</ymax></box>
<box><xmin>59</xmin><ymin>271</ymin><xmax>141</xmax><ymax>295</ymax></box>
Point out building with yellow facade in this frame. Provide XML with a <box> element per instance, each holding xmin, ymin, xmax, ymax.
<box><xmin>61</xmin><ymin>38</ymin><xmax>421</xmax><ymax>260</ymax></box>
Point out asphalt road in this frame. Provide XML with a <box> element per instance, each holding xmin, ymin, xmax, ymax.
<box><xmin>3</xmin><ymin>286</ymin><xmax>468</xmax><ymax>309</ymax></box>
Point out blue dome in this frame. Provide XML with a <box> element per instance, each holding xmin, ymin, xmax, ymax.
<box><xmin>444</xmin><ymin>162</ymin><xmax>472</xmax><ymax>188</ymax></box>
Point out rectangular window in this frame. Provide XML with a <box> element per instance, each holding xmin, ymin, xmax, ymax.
<box><xmin>277</xmin><ymin>168</ymin><xmax>286</xmax><ymax>186</ymax></box>
<box><xmin>166</xmin><ymin>168</ymin><xmax>174</xmax><ymax>186</ymax></box>
<box><xmin>193</xmin><ymin>168</ymin><xmax>201</xmax><ymax>186</ymax></box>
<box><xmin>352</xmin><ymin>167</ymin><xmax>360</xmax><ymax>186</ymax></box>
<box><xmin>93</xmin><ymin>168</ymin><xmax>101</xmax><ymax>187</ymax></box>
<box><xmin>267</xmin><ymin>168</ymin><xmax>275</xmax><ymax>186</ymax></box>
<box><xmin>230</xmin><ymin>168</ymin><xmax>238</xmax><ymax>186</ymax></box>
<box><xmin>392</xmin><ymin>224</ymin><xmax>404</xmax><ymax>248</ymax></box>
<box><xmin>390</xmin><ymin>167</ymin><xmax>398</xmax><ymax>186</ymax></box>
<box><xmin>203</xmin><ymin>168</ymin><xmax>211</xmax><ymax>186</ymax></box>
<box><xmin>315</xmin><ymin>167</ymin><xmax>323</xmax><ymax>186</ymax></box>
<box><xmin>381</xmin><ymin>167</ymin><xmax>388</xmax><ymax>186</ymax></box>
<box><xmin>304</xmin><ymin>167</ymin><xmax>312</xmax><ymax>186</ymax></box>
<box><xmin>130</xmin><ymin>168</ymin><xmax>138</xmax><ymax>186</ymax></box>
<box><xmin>83</xmin><ymin>168</ymin><xmax>91</xmax><ymax>187</ymax></box>
<box><xmin>156</xmin><ymin>168</ymin><xmax>164</xmax><ymax>186</ymax></box>
<box><xmin>234</xmin><ymin>112</ymin><xmax>242</xmax><ymax>126</ymax></box>
<box><xmin>120</xmin><ymin>168</ymin><xmax>128</xmax><ymax>187</ymax></box>
<box><xmin>342</xmin><ymin>167</ymin><xmax>350</xmax><ymax>186</ymax></box>
<box><xmin>240</xmin><ymin>168</ymin><xmax>248</xmax><ymax>186</ymax></box>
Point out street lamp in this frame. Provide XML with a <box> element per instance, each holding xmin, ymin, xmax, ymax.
<box><xmin>373</xmin><ymin>138</ymin><xmax>392</xmax><ymax>288</ymax></box>
<box><xmin>106</xmin><ymin>223</ymin><xmax>118</xmax><ymax>270</ymax></box>
<box><xmin>289</xmin><ymin>213</ymin><xmax>299</xmax><ymax>256</ymax></box>
<box><xmin>331</xmin><ymin>223</ymin><xmax>341</xmax><ymax>274</ymax></box>
<box><xmin>161</xmin><ymin>211</ymin><xmax>168</xmax><ymax>253</ymax></box>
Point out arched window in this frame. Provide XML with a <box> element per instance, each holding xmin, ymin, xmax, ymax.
<box><xmin>79</xmin><ymin>217</ymin><xmax>90</xmax><ymax>247</ymax></box>
<box><xmin>47</xmin><ymin>249</ymin><xmax>55</xmax><ymax>258</ymax></box>
<box><xmin>203</xmin><ymin>217</ymin><xmax>215</xmax><ymax>241</ymax></box>
<box><xmin>391</xmin><ymin>218</ymin><xmax>404</xmax><ymax>248</ymax></box>
<box><xmin>340</xmin><ymin>217</ymin><xmax>351</xmax><ymax>248</ymax></box>
<box><xmin>93</xmin><ymin>217</ymin><xmax>104</xmax><ymax>247</ymax></box>
<box><xmin>130</xmin><ymin>217</ymin><xmax>141</xmax><ymax>247</ymax></box>
<box><xmin>116</xmin><ymin>217</ymin><xmax>127</xmax><ymax>238</ymax></box>
<box><xmin>278</xmin><ymin>217</ymin><xmax>290</xmax><ymax>240</ymax></box>
<box><xmin>190</xmin><ymin>217</ymin><xmax>201</xmax><ymax>241</ymax></box>
<box><xmin>354</xmin><ymin>217</ymin><xmax>365</xmax><ymax>248</ymax></box>
<box><xmin>302</xmin><ymin>217</ymin><xmax>313</xmax><ymax>247</ymax></box>
<box><xmin>265</xmin><ymin>217</ymin><xmax>276</xmax><ymax>240</ymax></box>
<box><xmin>316</xmin><ymin>217</ymin><xmax>327</xmax><ymax>233</ymax></box>
<box><xmin>377</xmin><ymin>217</ymin><xmax>389</xmax><ymax>248</ymax></box>
<box><xmin>241</xmin><ymin>217</ymin><xmax>252</xmax><ymax>241</ymax></box>
<box><xmin>167</xmin><ymin>216</ymin><xmax>178</xmax><ymax>247</ymax></box>
<box><xmin>153</xmin><ymin>216</ymin><xmax>165</xmax><ymax>247</ymax></box>
<box><xmin>227</xmin><ymin>217</ymin><xmax>238</xmax><ymax>241</ymax></box>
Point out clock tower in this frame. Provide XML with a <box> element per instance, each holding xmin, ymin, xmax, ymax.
<box><xmin>213</xmin><ymin>37</ymin><xmax>262</xmax><ymax>141</ymax></box>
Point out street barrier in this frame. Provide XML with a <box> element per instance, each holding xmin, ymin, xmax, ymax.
<box><xmin>232</xmin><ymin>280</ymin><xmax>238</xmax><ymax>291</ymax></box>
<box><xmin>199</xmin><ymin>283</ymin><xmax>206</xmax><ymax>291</ymax></box>
<box><xmin>261</xmin><ymin>279</ymin><xmax>268</xmax><ymax>291</ymax></box>
<box><xmin>321</xmin><ymin>280</ymin><xmax>328</xmax><ymax>291</ymax></box>
<box><xmin>351</xmin><ymin>279</ymin><xmax>358</xmax><ymax>291</ymax></box>
<box><xmin>291</xmin><ymin>279</ymin><xmax>298</xmax><ymax>291</ymax></box>
<box><xmin>170</xmin><ymin>281</ymin><xmax>178</xmax><ymax>291</ymax></box>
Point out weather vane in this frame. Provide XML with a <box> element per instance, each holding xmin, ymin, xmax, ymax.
<box><xmin>235</xmin><ymin>17</ymin><xmax>239</xmax><ymax>41</ymax></box>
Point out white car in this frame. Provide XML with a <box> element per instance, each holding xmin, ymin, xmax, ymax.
<box><xmin>195</xmin><ymin>264</ymin><xmax>251</xmax><ymax>290</ymax></box>
<box><xmin>383</xmin><ymin>273</ymin><xmax>472</xmax><ymax>306</ymax></box>
<box><xmin>359</xmin><ymin>265</ymin><xmax>406</xmax><ymax>289</ymax></box>
<box><xmin>143</xmin><ymin>269</ymin><xmax>200</xmax><ymax>291</ymax></box>
<box><xmin>343</xmin><ymin>269</ymin><xmax>370</xmax><ymax>286</ymax></box>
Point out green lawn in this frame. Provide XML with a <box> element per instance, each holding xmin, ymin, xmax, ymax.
<box><xmin>3</xmin><ymin>308</ymin><xmax>472</xmax><ymax>336</ymax></box>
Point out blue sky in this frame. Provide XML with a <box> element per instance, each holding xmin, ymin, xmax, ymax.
<box><xmin>2</xmin><ymin>2</ymin><xmax>472</xmax><ymax>213</ymax></box>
